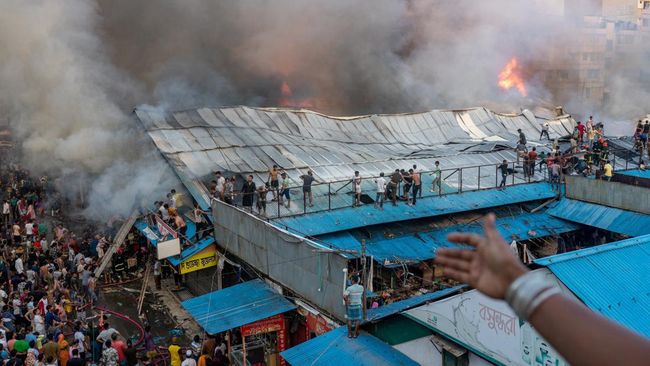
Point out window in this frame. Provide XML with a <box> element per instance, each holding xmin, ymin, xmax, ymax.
<box><xmin>607</xmin><ymin>40</ymin><xmax>614</xmax><ymax>51</ymax></box>
<box><xmin>588</xmin><ymin>69</ymin><xmax>600</xmax><ymax>79</ymax></box>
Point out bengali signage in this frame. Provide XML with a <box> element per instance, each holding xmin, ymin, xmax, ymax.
<box><xmin>405</xmin><ymin>269</ymin><xmax>570</xmax><ymax>366</ymax></box>
<box><xmin>179</xmin><ymin>244</ymin><xmax>218</xmax><ymax>274</ymax></box>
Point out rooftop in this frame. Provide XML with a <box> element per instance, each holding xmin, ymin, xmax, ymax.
<box><xmin>536</xmin><ymin>234</ymin><xmax>650</xmax><ymax>337</ymax></box>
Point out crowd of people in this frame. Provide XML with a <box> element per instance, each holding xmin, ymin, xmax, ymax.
<box><xmin>0</xmin><ymin>162</ymin><xmax>164</xmax><ymax>366</ymax></box>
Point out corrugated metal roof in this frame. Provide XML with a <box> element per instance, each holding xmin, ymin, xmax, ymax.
<box><xmin>135</xmin><ymin>106</ymin><xmax>575</xmax><ymax>215</ymax></box>
<box><xmin>366</xmin><ymin>286</ymin><xmax>464</xmax><ymax>322</ymax></box>
<box><xmin>535</xmin><ymin>235</ymin><xmax>650</xmax><ymax>337</ymax></box>
<box><xmin>181</xmin><ymin>279</ymin><xmax>296</xmax><ymax>335</ymax></box>
<box><xmin>315</xmin><ymin>210</ymin><xmax>578</xmax><ymax>264</ymax></box>
<box><xmin>273</xmin><ymin>182</ymin><xmax>558</xmax><ymax>237</ymax></box>
<box><xmin>280</xmin><ymin>327</ymin><xmax>418</xmax><ymax>366</ymax></box>
<box><xmin>546</xmin><ymin>198</ymin><xmax>650</xmax><ymax>237</ymax></box>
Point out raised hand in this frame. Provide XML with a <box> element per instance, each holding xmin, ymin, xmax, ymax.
<box><xmin>434</xmin><ymin>213</ymin><xmax>527</xmax><ymax>299</ymax></box>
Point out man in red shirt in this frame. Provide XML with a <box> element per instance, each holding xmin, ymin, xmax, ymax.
<box><xmin>576</xmin><ymin>121</ymin><xmax>585</xmax><ymax>143</ymax></box>
<box><xmin>528</xmin><ymin>147</ymin><xmax>538</xmax><ymax>178</ymax></box>
<box><xmin>111</xmin><ymin>333</ymin><xmax>127</xmax><ymax>364</ymax></box>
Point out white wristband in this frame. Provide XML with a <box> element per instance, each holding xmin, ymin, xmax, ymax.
<box><xmin>505</xmin><ymin>271</ymin><xmax>561</xmax><ymax>321</ymax></box>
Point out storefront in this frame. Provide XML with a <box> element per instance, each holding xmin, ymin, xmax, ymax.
<box><xmin>181</xmin><ymin>279</ymin><xmax>297</xmax><ymax>366</ymax></box>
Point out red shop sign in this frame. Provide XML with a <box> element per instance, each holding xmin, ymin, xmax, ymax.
<box><xmin>241</xmin><ymin>314</ymin><xmax>287</xmax><ymax>366</ymax></box>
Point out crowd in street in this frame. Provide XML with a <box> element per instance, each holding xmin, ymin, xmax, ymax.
<box><xmin>0</xmin><ymin>162</ymin><xmax>161</xmax><ymax>366</ymax></box>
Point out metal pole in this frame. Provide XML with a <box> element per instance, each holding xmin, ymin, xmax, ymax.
<box><xmin>277</xmin><ymin>194</ymin><xmax>281</xmax><ymax>218</ymax></box>
<box><xmin>511</xmin><ymin>162</ymin><xmax>515</xmax><ymax>186</ymax></box>
<box><xmin>242</xmin><ymin>333</ymin><xmax>247</xmax><ymax>366</ymax></box>
<box><xmin>477</xmin><ymin>166</ymin><xmax>481</xmax><ymax>190</ymax></box>
<box><xmin>495</xmin><ymin>165</ymin><xmax>498</xmax><ymax>188</ymax></box>
<box><xmin>361</xmin><ymin>239</ymin><xmax>367</xmax><ymax>321</ymax></box>
<box><xmin>458</xmin><ymin>168</ymin><xmax>463</xmax><ymax>193</ymax></box>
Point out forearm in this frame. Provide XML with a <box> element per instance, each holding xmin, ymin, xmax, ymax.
<box><xmin>529</xmin><ymin>294</ymin><xmax>650</xmax><ymax>366</ymax></box>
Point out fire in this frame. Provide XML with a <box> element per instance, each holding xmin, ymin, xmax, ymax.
<box><xmin>279</xmin><ymin>80</ymin><xmax>314</xmax><ymax>108</ymax></box>
<box><xmin>498</xmin><ymin>57</ymin><xmax>528</xmax><ymax>97</ymax></box>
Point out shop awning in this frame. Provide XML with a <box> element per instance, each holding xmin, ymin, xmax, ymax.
<box><xmin>280</xmin><ymin>327</ymin><xmax>418</xmax><ymax>366</ymax></box>
<box><xmin>547</xmin><ymin>198</ymin><xmax>650</xmax><ymax>237</ymax></box>
<box><xmin>181</xmin><ymin>279</ymin><xmax>296</xmax><ymax>335</ymax></box>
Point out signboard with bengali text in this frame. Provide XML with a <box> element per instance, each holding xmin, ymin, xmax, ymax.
<box><xmin>179</xmin><ymin>244</ymin><xmax>218</xmax><ymax>274</ymax></box>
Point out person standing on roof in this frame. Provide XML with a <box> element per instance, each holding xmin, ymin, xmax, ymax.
<box><xmin>540</xmin><ymin>122</ymin><xmax>550</xmax><ymax>140</ymax></box>
<box><xmin>343</xmin><ymin>275</ymin><xmax>364</xmax><ymax>338</ymax></box>
<box><xmin>515</xmin><ymin>140</ymin><xmax>528</xmax><ymax>166</ymax></box>
<box><xmin>401</xmin><ymin>169</ymin><xmax>412</xmax><ymax>205</ymax></box>
<box><xmin>268</xmin><ymin>165</ymin><xmax>280</xmax><ymax>202</ymax></box>
<box><xmin>300</xmin><ymin>170</ymin><xmax>316</xmax><ymax>208</ymax></box>
<box><xmin>551</xmin><ymin>159</ymin><xmax>561</xmax><ymax>191</ymax></box>
<box><xmin>387</xmin><ymin>170</ymin><xmax>401</xmax><ymax>206</ymax></box>
<box><xmin>279</xmin><ymin>172</ymin><xmax>291</xmax><ymax>209</ymax></box>
<box><xmin>256</xmin><ymin>184</ymin><xmax>268</xmax><ymax>216</ymax></box>
<box><xmin>352</xmin><ymin>171</ymin><xmax>362</xmax><ymax>207</ymax></box>
<box><xmin>240</xmin><ymin>175</ymin><xmax>256</xmax><ymax>212</ymax></box>
<box><xmin>576</xmin><ymin>121</ymin><xmax>585</xmax><ymax>144</ymax></box>
<box><xmin>373</xmin><ymin>173</ymin><xmax>386</xmax><ymax>210</ymax></box>
<box><xmin>498</xmin><ymin>160</ymin><xmax>509</xmax><ymax>188</ymax></box>
<box><xmin>430</xmin><ymin>161</ymin><xmax>442</xmax><ymax>194</ymax></box>
<box><xmin>411</xmin><ymin>168</ymin><xmax>421</xmax><ymax>205</ymax></box>
<box><xmin>602</xmin><ymin>160</ymin><xmax>613</xmax><ymax>181</ymax></box>
<box><xmin>213</xmin><ymin>172</ymin><xmax>226</xmax><ymax>201</ymax></box>
<box><xmin>518</xmin><ymin>128</ymin><xmax>526</xmax><ymax>146</ymax></box>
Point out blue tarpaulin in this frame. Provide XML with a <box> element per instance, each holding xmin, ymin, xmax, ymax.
<box><xmin>617</xmin><ymin>169</ymin><xmax>650</xmax><ymax>179</ymax></box>
<box><xmin>536</xmin><ymin>235</ymin><xmax>650</xmax><ymax>337</ymax></box>
<box><xmin>181</xmin><ymin>279</ymin><xmax>296</xmax><ymax>335</ymax></box>
<box><xmin>280</xmin><ymin>327</ymin><xmax>418</xmax><ymax>366</ymax></box>
<box><xmin>272</xmin><ymin>182</ymin><xmax>557</xmax><ymax>236</ymax></box>
<box><xmin>316</xmin><ymin>211</ymin><xmax>578</xmax><ymax>265</ymax></box>
<box><xmin>547</xmin><ymin>198</ymin><xmax>650</xmax><ymax>237</ymax></box>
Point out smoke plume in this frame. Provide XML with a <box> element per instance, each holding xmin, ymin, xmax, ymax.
<box><xmin>0</xmin><ymin>0</ymin><xmax>648</xmax><ymax>220</ymax></box>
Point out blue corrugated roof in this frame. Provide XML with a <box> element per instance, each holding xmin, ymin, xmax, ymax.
<box><xmin>272</xmin><ymin>183</ymin><xmax>557</xmax><ymax>236</ymax></box>
<box><xmin>134</xmin><ymin>220</ymin><xmax>215</xmax><ymax>266</ymax></box>
<box><xmin>366</xmin><ymin>286</ymin><xmax>464</xmax><ymax>322</ymax></box>
<box><xmin>316</xmin><ymin>211</ymin><xmax>578</xmax><ymax>264</ymax></box>
<box><xmin>181</xmin><ymin>279</ymin><xmax>296</xmax><ymax>335</ymax></box>
<box><xmin>535</xmin><ymin>235</ymin><xmax>650</xmax><ymax>337</ymax></box>
<box><xmin>617</xmin><ymin>169</ymin><xmax>650</xmax><ymax>179</ymax></box>
<box><xmin>547</xmin><ymin>198</ymin><xmax>650</xmax><ymax>237</ymax></box>
<box><xmin>280</xmin><ymin>327</ymin><xmax>418</xmax><ymax>366</ymax></box>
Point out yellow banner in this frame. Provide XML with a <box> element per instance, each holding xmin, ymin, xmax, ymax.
<box><xmin>179</xmin><ymin>244</ymin><xmax>218</xmax><ymax>274</ymax></box>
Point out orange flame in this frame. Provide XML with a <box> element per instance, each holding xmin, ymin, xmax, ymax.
<box><xmin>498</xmin><ymin>58</ymin><xmax>527</xmax><ymax>97</ymax></box>
<box><xmin>279</xmin><ymin>80</ymin><xmax>314</xmax><ymax>108</ymax></box>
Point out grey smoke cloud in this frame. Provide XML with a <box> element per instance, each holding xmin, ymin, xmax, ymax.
<box><xmin>0</xmin><ymin>0</ymin><xmax>647</xmax><ymax>220</ymax></box>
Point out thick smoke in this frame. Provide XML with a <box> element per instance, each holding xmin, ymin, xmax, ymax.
<box><xmin>1</xmin><ymin>0</ymin><xmax>648</xmax><ymax>220</ymax></box>
<box><xmin>0</xmin><ymin>0</ymin><xmax>177</xmax><ymax>221</ymax></box>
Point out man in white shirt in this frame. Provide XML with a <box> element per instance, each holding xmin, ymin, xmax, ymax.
<box><xmin>1</xmin><ymin>200</ymin><xmax>9</xmax><ymax>228</ymax></box>
<box><xmin>343</xmin><ymin>275</ymin><xmax>364</xmax><ymax>338</ymax></box>
<box><xmin>24</xmin><ymin>221</ymin><xmax>34</xmax><ymax>239</ymax></box>
<box><xmin>181</xmin><ymin>350</ymin><xmax>196</xmax><ymax>366</ymax></box>
<box><xmin>373</xmin><ymin>173</ymin><xmax>386</xmax><ymax>210</ymax></box>
<box><xmin>14</xmin><ymin>256</ymin><xmax>24</xmax><ymax>275</ymax></box>
<box><xmin>214</xmin><ymin>171</ymin><xmax>226</xmax><ymax>200</ymax></box>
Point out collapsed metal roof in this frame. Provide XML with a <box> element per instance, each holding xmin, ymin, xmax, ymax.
<box><xmin>136</xmin><ymin>106</ymin><xmax>575</xmax><ymax>208</ymax></box>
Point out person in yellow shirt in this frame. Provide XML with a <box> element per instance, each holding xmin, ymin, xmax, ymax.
<box><xmin>603</xmin><ymin>161</ymin><xmax>613</xmax><ymax>181</ymax></box>
<box><xmin>169</xmin><ymin>338</ymin><xmax>182</xmax><ymax>366</ymax></box>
